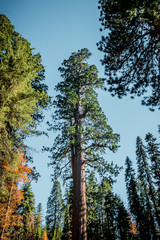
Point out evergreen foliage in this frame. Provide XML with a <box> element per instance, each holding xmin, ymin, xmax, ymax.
<box><xmin>46</xmin><ymin>48</ymin><xmax>120</xmax><ymax>179</ymax></box>
<box><xmin>0</xmin><ymin>15</ymin><xmax>49</xmax><ymax>239</ymax></box>
<box><xmin>1</xmin><ymin>6</ymin><xmax>159</xmax><ymax>240</ymax></box>
<box><xmin>61</xmin><ymin>181</ymin><xmax>73</xmax><ymax>240</ymax></box>
<box><xmin>45</xmin><ymin>48</ymin><xmax>120</xmax><ymax>239</ymax></box>
<box><xmin>0</xmin><ymin>14</ymin><xmax>49</xmax><ymax>201</ymax></box>
<box><xmin>98</xmin><ymin>0</ymin><xmax>160</xmax><ymax>110</ymax></box>
<box><xmin>35</xmin><ymin>203</ymin><xmax>43</xmax><ymax>240</ymax></box>
<box><xmin>18</xmin><ymin>183</ymin><xmax>35</xmax><ymax>240</ymax></box>
<box><xmin>60</xmin><ymin>172</ymin><xmax>132</xmax><ymax>240</ymax></box>
<box><xmin>125</xmin><ymin>133</ymin><xmax>160</xmax><ymax>239</ymax></box>
<box><xmin>125</xmin><ymin>156</ymin><xmax>145</xmax><ymax>239</ymax></box>
<box><xmin>46</xmin><ymin>180</ymin><xmax>63</xmax><ymax>240</ymax></box>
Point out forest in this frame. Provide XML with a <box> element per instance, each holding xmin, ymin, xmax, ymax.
<box><xmin>0</xmin><ymin>0</ymin><xmax>160</xmax><ymax>239</ymax></box>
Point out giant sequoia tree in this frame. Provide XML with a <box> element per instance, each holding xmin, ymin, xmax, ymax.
<box><xmin>47</xmin><ymin>49</ymin><xmax>119</xmax><ymax>240</ymax></box>
<box><xmin>98</xmin><ymin>0</ymin><xmax>160</xmax><ymax>110</ymax></box>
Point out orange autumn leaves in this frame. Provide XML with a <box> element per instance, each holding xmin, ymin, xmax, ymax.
<box><xmin>41</xmin><ymin>230</ymin><xmax>49</xmax><ymax>240</ymax></box>
<box><xmin>0</xmin><ymin>153</ymin><xmax>33</xmax><ymax>239</ymax></box>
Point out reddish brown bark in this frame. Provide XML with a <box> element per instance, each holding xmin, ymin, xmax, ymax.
<box><xmin>72</xmin><ymin>149</ymin><xmax>87</xmax><ymax>240</ymax></box>
<box><xmin>72</xmin><ymin>96</ymin><xmax>87</xmax><ymax>240</ymax></box>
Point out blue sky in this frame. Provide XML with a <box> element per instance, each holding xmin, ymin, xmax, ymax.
<box><xmin>1</xmin><ymin>0</ymin><xmax>159</xmax><ymax>216</ymax></box>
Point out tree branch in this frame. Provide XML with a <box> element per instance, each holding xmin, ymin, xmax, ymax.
<box><xmin>79</xmin><ymin>108</ymin><xmax>89</xmax><ymax>120</ymax></box>
<box><xmin>60</xmin><ymin>161</ymin><xmax>70</xmax><ymax>171</ymax></box>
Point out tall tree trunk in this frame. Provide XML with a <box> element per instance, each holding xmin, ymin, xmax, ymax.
<box><xmin>72</xmin><ymin>147</ymin><xmax>87</xmax><ymax>240</ymax></box>
<box><xmin>72</xmin><ymin>93</ymin><xmax>87</xmax><ymax>240</ymax></box>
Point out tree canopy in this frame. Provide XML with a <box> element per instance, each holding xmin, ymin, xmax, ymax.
<box><xmin>125</xmin><ymin>133</ymin><xmax>160</xmax><ymax>238</ymax></box>
<box><xmin>98</xmin><ymin>0</ymin><xmax>160</xmax><ymax>110</ymax></box>
<box><xmin>0</xmin><ymin>14</ymin><xmax>50</xmax><ymax>198</ymax></box>
<box><xmin>47</xmin><ymin>48</ymin><xmax>120</xmax><ymax>180</ymax></box>
<box><xmin>0</xmin><ymin>15</ymin><xmax>50</xmax><ymax>239</ymax></box>
<box><xmin>46</xmin><ymin>48</ymin><xmax>120</xmax><ymax>240</ymax></box>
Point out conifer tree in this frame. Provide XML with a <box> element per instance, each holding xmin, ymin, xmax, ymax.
<box><xmin>86</xmin><ymin>172</ymin><xmax>99</xmax><ymax>240</ymax></box>
<box><xmin>103</xmin><ymin>190</ymin><xmax>117</xmax><ymax>239</ymax></box>
<box><xmin>0</xmin><ymin>14</ymin><xmax>49</xmax><ymax>202</ymax></box>
<box><xmin>18</xmin><ymin>183</ymin><xmax>35</xmax><ymax>240</ymax></box>
<box><xmin>86</xmin><ymin>172</ymin><xmax>131</xmax><ymax>240</ymax></box>
<box><xmin>98</xmin><ymin>0</ymin><xmax>160</xmax><ymax>110</ymax></box>
<box><xmin>52</xmin><ymin>222</ymin><xmax>61</xmax><ymax>240</ymax></box>
<box><xmin>136</xmin><ymin>136</ymin><xmax>159</xmax><ymax>236</ymax></box>
<box><xmin>61</xmin><ymin>181</ymin><xmax>73</xmax><ymax>240</ymax></box>
<box><xmin>116</xmin><ymin>199</ymin><xmax>132</xmax><ymax>240</ymax></box>
<box><xmin>125</xmin><ymin>134</ymin><xmax>160</xmax><ymax>238</ymax></box>
<box><xmin>47</xmin><ymin>48</ymin><xmax>120</xmax><ymax>240</ymax></box>
<box><xmin>145</xmin><ymin>133</ymin><xmax>160</xmax><ymax>190</ymax></box>
<box><xmin>145</xmin><ymin>133</ymin><xmax>160</xmax><ymax>224</ymax></box>
<box><xmin>125</xmin><ymin>156</ymin><xmax>146</xmax><ymax>239</ymax></box>
<box><xmin>35</xmin><ymin>203</ymin><xmax>43</xmax><ymax>240</ymax></box>
<box><xmin>46</xmin><ymin>180</ymin><xmax>63</xmax><ymax>240</ymax></box>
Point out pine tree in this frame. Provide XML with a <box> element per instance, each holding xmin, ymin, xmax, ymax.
<box><xmin>145</xmin><ymin>133</ymin><xmax>160</xmax><ymax>190</ymax></box>
<box><xmin>18</xmin><ymin>183</ymin><xmax>36</xmax><ymax>240</ymax></box>
<box><xmin>98</xmin><ymin>0</ymin><xmax>160</xmax><ymax>110</ymax></box>
<box><xmin>145</xmin><ymin>133</ymin><xmax>160</xmax><ymax>226</ymax></box>
<box><xmin>61</xmin><ymin>181</ymin><xmax>73</xmax><ymax>240</ymax></box>
<box><xmin>46</xmin><ymin>180</ymin><xmax>63</xmax><ymax>240</ymax></box>
<box><xmin>46</xmin><ymin>48</ymin><xmax>120</xmax><ymax>240</ymax></box>
<box><xmin>52</xmin><ymin>222</ymin><xmax>61</xmax><ymax>240</ymax></box>
<box><xmin>103</xmin><ymin>190</ymin><xmax>117</xmax><ymax>240</ymax></box>
<box><xmin>125</xmin><ymin>156</ymin><xmax>146</xmax><ymax>239</ymax></box>
<box><xmin>136</xmin><ymin>136</ymin><xmax>159</xmax><ymax>237</ymax></box>
<box><xmin>86</xmin><ymin>172</ymin><xmax>99</xmax><ymax>240</ymax></box>
<box><xmin>86</xmin><ymin>172</ymin><xmax>131</xmax><ymax>240</ymax></box>
<box><xmin>35</xmin><ymin>203</ymin><xmax>43</xmax><ymax>240</ymax></box>
<box><xmin>0</xmin><ymin>14</ymin><xmax>49</xmax><ymax>205</ymax></box>
<box><xmin>125</xmin><ymin>133</ymin><xmax>160</xmax><ymax>238</ymax></box>
<box><xmin>116</xmin><ymin>198</ymin><xmax>132</xmax><ymax>240</ymax></box>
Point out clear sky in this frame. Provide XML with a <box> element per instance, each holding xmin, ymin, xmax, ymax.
<box><xmin>1</xmin><ymin>0</ymin><xmax>159</xmax><ymax>217</ymax></box>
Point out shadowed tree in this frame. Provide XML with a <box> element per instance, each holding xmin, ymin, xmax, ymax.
<box><xmin>98</xmin><ymin>0</ymin><xmax>160</xmax><ymax>110</ymax></box>
<box><xmin>136</xmin><ymin>136</ymin><xmax>160</xmax><ymax>236</ymax></box>
<box><xmin>125</xmin><ymin>133</ymin><xmax>160</xmax><ymax>238</ymax></box>
<box><xmin>46</xmin><ymin>180</ymin><xmax>63</xmax><ymax>240</ymax></box>
<box><xmin>61</xmin><ymin>181</ymin><xmax>73</xmax><ymax>240</ymax></box>
<box><xmin>125</xmin><ymin>157</ymin><xmax>146</xmax><ymax>239</ymax></box>
<box><xmin>116</xmin><ymin>198</ymin><xmax>132</xmax><ymax>240</ymax></box>
<box><xmin>145</xmin><ymin>133</ymin><xmax>160</xmax><ymax>191</ymax></box>
<box><xmin>86</xmin><ymin>172</ymin><xmax>100</xmax><ymax>240</ymax></box>
<box><xmin>18</xmin><ymin>183</ymin><xmax>35</xmax><ymax>240</ymax></box>
<box><xmin>35</xmin><ymin>203</ymin><xmax>43</xmax><ymax>240</ymax></box>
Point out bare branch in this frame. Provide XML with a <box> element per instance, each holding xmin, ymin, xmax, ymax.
<box><xmin>60</xmin><ymin>161</ymin><xmax>70</xmax><ymax>171</ymax></box>
<box><xmin>79</xmin><ymin>108</ymin><xmax>89</xmax><ymax>119</ymax></box>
